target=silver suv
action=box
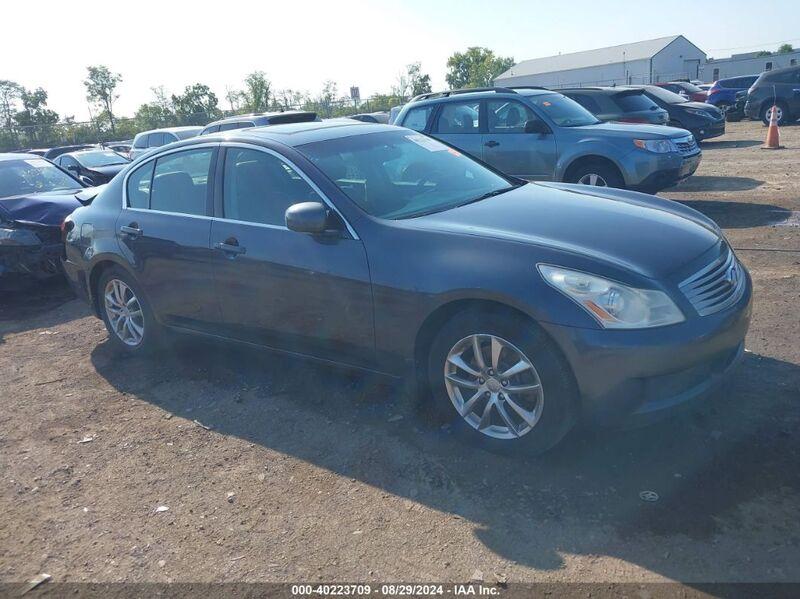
[394,87,701,192]
[129,126,203,160]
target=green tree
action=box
[241,71,271,112]
[171,83,220,125]
[133,86,176,130]
[393,62,432,100]
[0,80,23,137]
[755,50,773,57]
[84,65,122,134]
[777,43,794,54]
[13,87,59,144]
[445,47,515,89]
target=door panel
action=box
[482,99,557,180]
[210,146,374,366]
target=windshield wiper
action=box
[458,184,520,207]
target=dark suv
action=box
[560,87,668,125]
[744,66,800,126]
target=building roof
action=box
[496,35,695,80]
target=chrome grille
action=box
[675,136,699,155]
[679,247,745,316]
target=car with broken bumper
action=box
[0,153,85,279]
[62,121,752,453]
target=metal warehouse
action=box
[700,49,800,81]
[494,35,706,89]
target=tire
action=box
[97,266,161,355]
[567,160,624,189]
[761,101,791,126]
[425,309,578,455]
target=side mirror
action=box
[524,119,550,134]
[285,202,335,235]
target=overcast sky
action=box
[4,0,799,121]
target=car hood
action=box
[568,121,690,139]
[87,164,127,177]
[679,101,721,115]
[0,189,83,227]
[409,182,721,279]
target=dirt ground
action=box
[1,120,798,587]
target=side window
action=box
[435,101,480,134]
[149,149,213,216]
[222,148,320,226]
[219,122,242,132]
[147,133,165,148]
[401,105,433,132]
[133,134,149,149]
[238,122,255,129]
[487,100,538,133]
[765,62,773,71]
[204,125,220,134]
[126,161,155,209]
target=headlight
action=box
[633,138,676,153]
[538,265,685,329]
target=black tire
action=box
[425,309,578,455]
[761,101,791,126]
[97,266,161,355]
[567,160,625,189]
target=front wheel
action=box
[567,161,624,189]
[762,102,791,126]
[426,310,578,454]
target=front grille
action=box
[675,136,699,155]
[679,247,746,316]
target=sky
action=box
[3,0,800,121]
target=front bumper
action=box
[691,119,725,141]
[630,150,701,192]
[0,242,63,278]
[540,271,752,427]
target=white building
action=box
[494,35,706,89]
[700,50,800,82]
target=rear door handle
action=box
[214,240,247,257]
[120,224,142,237]
[484,140,500,148]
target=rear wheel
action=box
[426,310,578,454]
[97,267,160,354]
[567,161,624,189]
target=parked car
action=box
[560,87,669,125]
[725,91,748,122]
[43,144,96,161]
[388,105,404,125]
[199,112,319,136]
[706,75,759,111]
[348,112,390,124]
[130,127,203,160]
[654,81,708,102]
[62,121,751,453]
[102,140,133,155]
[744,65,800,126]
[394,87,700,192]
[0,153,86,279]
[53,149,130,185]
[621,85,726,141]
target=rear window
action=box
[401,105,434,132]
[173,128,201,140]
[613,92,658,112]
[266,113,318,125]
[133,134,149,149]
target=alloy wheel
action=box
[104,279,144,346]
[444,334,544,440]
[577,173,608,186]
[767,106,783,123]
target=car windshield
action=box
[298,130,519,219]
[0,158,81,198]
[75,150,129,168]
[643,86,687,104]
[525,93,600,127]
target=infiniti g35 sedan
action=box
[62,121,752,453]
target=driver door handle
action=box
[484,140,500,148]
[214,238,247,257]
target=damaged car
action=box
[0,153,86,279]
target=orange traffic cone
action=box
[762,104,784,150]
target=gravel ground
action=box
[1,120,798,586]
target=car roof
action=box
[189,120,394,148]
[136,126,202,136]
[559,87,633,94]
[205,111,316,127]
[408,86,555,106]
[0,152,43,162]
